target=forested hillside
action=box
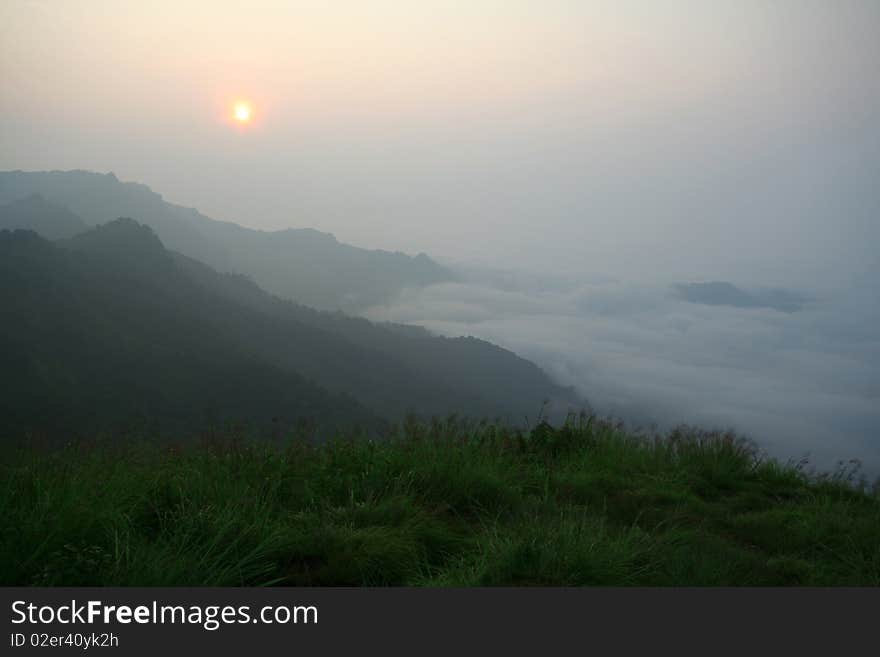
[0,221,579,438]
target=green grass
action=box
[2,416,878,586]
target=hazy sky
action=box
[2,0,879,288]
[2,1,878,469]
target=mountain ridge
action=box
[0,169,454,311]
[0,193,88,239]
[1,220,580,438]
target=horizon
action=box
[3,1,879,289]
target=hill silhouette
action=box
[0,220,578,438]
[0,225,381,438]
[0,194,87,239]
[0,170,453,311]
[674,281,809,313]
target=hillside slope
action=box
[174,252,579,424]
[0,226,380,437]
[0,194,87,239]
[0,170,453,311]
[1,221,579,437]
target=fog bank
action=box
[366,271,880,475]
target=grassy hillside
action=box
[2,416,877,586]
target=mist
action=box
[3,1,879,286]
[2,1,878,468]
[365,270,880,473]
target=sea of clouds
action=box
[366,268,880,476]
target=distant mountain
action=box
[0,170,454,311]
[1,221,579,439]
[0,194,87,239]
[674,281,809,313]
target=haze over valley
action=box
[1,168,877,474]
[1,1,878,472]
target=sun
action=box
[233,102,252,123]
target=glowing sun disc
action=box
[233,102,252,123]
